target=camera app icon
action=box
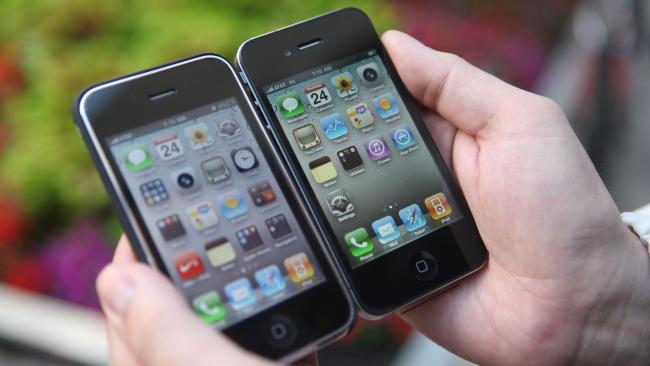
[170,166,201,194]
[356,62,383,87]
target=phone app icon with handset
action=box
[284,253,314,283]
[224,278,256,310]
[277,92,305,118]
[319,113,348,140]
[123,145,154,172]
[192,291,227,324]
[372,216,401,244]
[255,265,286,296]
[398,204,427,232]
[174,251,205,281]
[344,228,373,257]
[330,71,358,97]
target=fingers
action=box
[96,263,268,366]
[381,30,544,137]
[113,235,136,264]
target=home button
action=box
[410,251,438,281]
[263,315,297,348]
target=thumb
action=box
[97,263,268,366]
[381,30,548,137]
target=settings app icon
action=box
[326,190,354,217]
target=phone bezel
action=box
[73,54,355,360]
[237,8,487,316]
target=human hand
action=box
[96,237,317,366]
[382,30,650,365]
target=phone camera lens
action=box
[177,173,194,189]
[362,67,378,82]
[283,49,292,57]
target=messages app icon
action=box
[277,92,305,118]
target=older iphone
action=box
[73,54,354,361]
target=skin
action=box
[96,30,650,365]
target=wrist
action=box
[573,230,650,364]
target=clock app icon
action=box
[231,146,259,172]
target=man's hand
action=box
[96,236,275,366]
[382,30,650,365]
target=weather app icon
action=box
[319,113,348,140]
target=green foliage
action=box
[0,0,395,232]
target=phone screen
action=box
[107,97,325,329]
[264,50,463,268]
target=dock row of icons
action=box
[344,193,453,258]
[188,252,315,324]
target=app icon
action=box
[174,251,205,281]
[123,145,154,172]
[356,62,383,87]
[255,265,286,296]
[347,103,375,129]
[308,156,337,183]
[139,179,169,206]
[156,214,185,241]
[184,123,214,150]
[218,191,248,220]
[236,225,264,251]
[326,190,354,217]
[201,156,230,184]
[344,228,373,257]
[364,136,391,161]
[373,93,400,119]
[372,216,401,244]
[265,213,292,239]
[389,124,417,150]
[205,237,236,267]
[170,166,200,194]
[277,92,305,118]
[292,124,321,150]
[231,146,259,172]
[330,71,358,97]
[425,193,453,220]
[337,146,363,171]
[284,253,314,283]
[193,291,227,324]
[187,201,219,231]
[319,113,348,140]
[215,117,241,138]
[304,82,333,108]
[398,204,427,232]
[224,278,256,310]
[154,134,184,161]
[248,180,276,206]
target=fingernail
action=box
[106,271,136,316]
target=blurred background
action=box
[0,0,648,365]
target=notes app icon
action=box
[308,156,337,184]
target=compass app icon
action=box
[319,113,348,140]
[398,204,427,232]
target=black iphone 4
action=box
[73,55,354,361]
[237,8,487,316]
